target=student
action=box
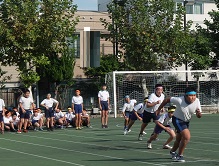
[147,106,176,149]
[41,93,59,131]
[65,107,75,127]
[72,89,83,130]
[54,109,65,129]
[12,114,20,129]
[122,95,137,131]
[3,111,16,132]
[81,108,91,128]
[18,89,35,133]
[124,97,148,135]
[138,84,165,141]
[0,97,5,134]
[98,84,110,128]
[156,87,202,162]
[31,109,44,131]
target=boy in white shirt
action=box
[4,111,16,132]
[98,84,110,128]
[147,106,176,149]
[0,98,5,134]
[156,87,202,162]
[81,108,91,128]
[54,109,65,129]
[65,107,75,127]
[122,95,137,130]
[31,109,44,131]
[138,84,165,141]
[18,89,35,133]
[72,89,83,130]
[41,93,59,131]
[124,97,148,135]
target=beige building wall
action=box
[74,11,113,78]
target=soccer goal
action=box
[105,70,219,118]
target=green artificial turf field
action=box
[0,114,219,166]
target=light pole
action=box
[183,0,188,87]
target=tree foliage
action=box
[101,0,212,71]
[84,54,124,81]
[0,0,78,87]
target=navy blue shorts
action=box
[19,109,31,119]
[125,111,132,118]
[74,104,82,114]
[0,112,3,122]
[100,101,108,111]
[143,111,158,124]
[154,125,172,134]
[172,116,190,133]
[45,107,54,118]
[32,120,39,125]
[130,112,143,121]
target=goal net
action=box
[105,70,219,118]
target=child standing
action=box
[98,84,110,128]
[147,106,176,149]
[0,98,5,134]
[72,89,83,130]
[18,89,35,133]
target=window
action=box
[68,34,80,58]
[175,2,203,14]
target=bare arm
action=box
[133,111,142,121]
[147,101,160,108]
[55,102,59,110]
[72,104,75,114]
[98,97,102,110]
[156,97,171,115]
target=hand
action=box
[124,116,127,119]
[46,106,49,110]
[155,110,160,116]
[138,117,142,121]
[99,106,102,110]
[196,110,202,118]
[156,100,161,104]
[22,109,26,113]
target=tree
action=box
[0,67,11,91]
[0,0,78,89]
[101,0,211,71]
[84,54,124,82]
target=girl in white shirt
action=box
[72,89,83,130]
[0,98,5,134]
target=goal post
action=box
[105,70,219,118]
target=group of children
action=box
[121,84,202,162]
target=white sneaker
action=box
[128,129,131,133]
[147,143,152,149]
[163,144,172,149]
[143,131,147,135]
[138,134,143,141]
[124,129,128,135]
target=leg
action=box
[75,114,79,128]
[178,129,190,156]
[105,110,108,125]
[127,120,135,130]
[23,119,28,130]
[164,129,176,146]
[19,118,24,130]
[171,132,182,152]
[101,111,104,126]
[140,122,148,134]
[78,114,81,128]
[46,118,50,128]
[147,133,159,143]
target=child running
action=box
[72,89,83,130]
[122,95,137,131]
[124,97,148,135]
[147,106,176,149]
[156,87,202,162]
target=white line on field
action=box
[0,146,85,166]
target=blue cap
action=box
[124,95,130,99]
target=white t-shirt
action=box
[4,116,13,124]
[65,112,75,120]
[170,96,202,122]
[19,96,34,110]
[32,113,43,121]
[72,96,83,105]
[158,113,172,126]
[122,99,137,112]
[13,117,20,125]
[145,93,165,113]
[133,103,145,114]
[0,99,5,111]
[98,90,109,101]
[41,98,58,107]
[54,111,64,119]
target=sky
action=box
[73,0,98,11]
